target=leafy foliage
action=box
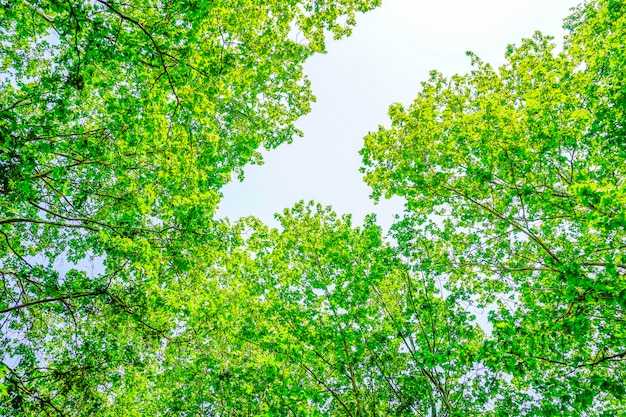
[2,0,625,415]
[0,0,381,414]
[222,203,487,416]
[361,0,626,414]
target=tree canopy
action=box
[2,0,625,415]
[362,0,626,414]
[0,0,381,414]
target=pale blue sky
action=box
[216,0,579,231]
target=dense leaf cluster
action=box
[1,0,624,415]
[362,0,626,414]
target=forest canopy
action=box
[1,0,625,416]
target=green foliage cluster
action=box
[362,0,626,414]
[1,0,624,415]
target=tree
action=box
[0,0,381,414]
[225,203,486,416]
[361,0,626,414]
[87,201,487,416]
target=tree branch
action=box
[22,0,54,25]
[95,0,180,106]
[0,289,107,315]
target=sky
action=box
[216,0,580,232]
